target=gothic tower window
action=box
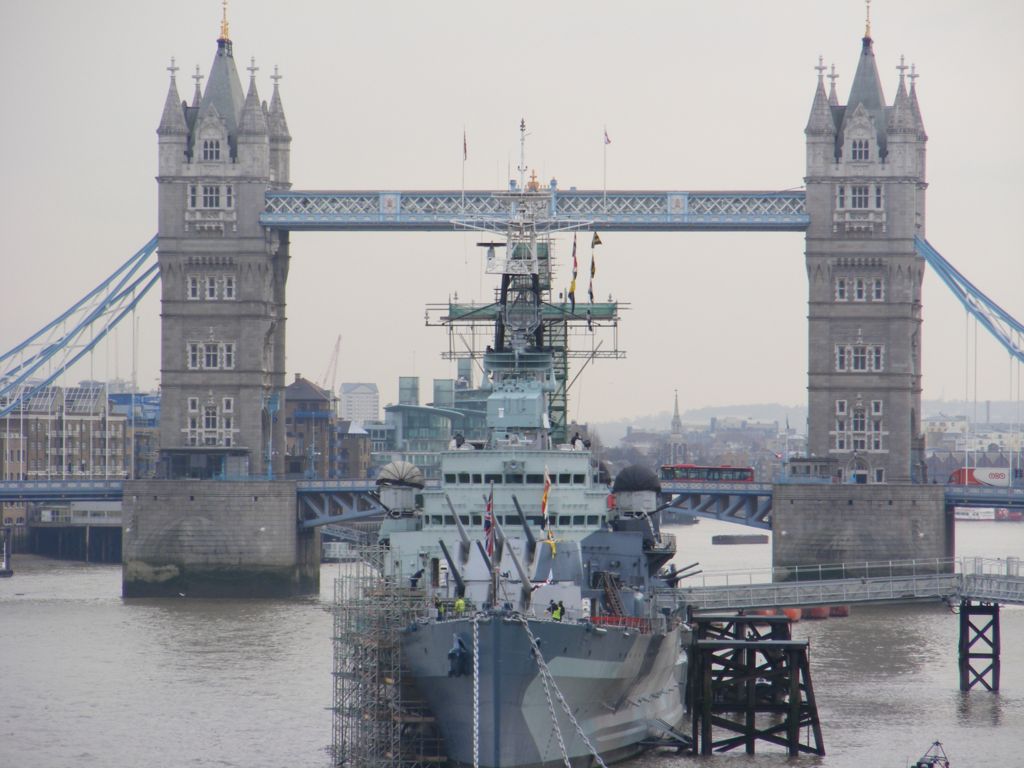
[225,185,234,208]
[223,275,236,299]
[872,278,884,301]
[836,186,846,209]
[202,185,221,208]
[834,343,886,372]
[202,139,221,161]
[851,139,869,161]
[187,275,199,300]
[835,278,847,301]
[851,186,870,209]
[875,185,884,208]
[854,278,866,301]
[206,276,217,299]
[204,343,219,368]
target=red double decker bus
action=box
[659,464,756,483]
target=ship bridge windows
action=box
[526,473,544,484]
[587,515,600,526]
[457,472,470,483]
[558,515,571,526]
[444,473,456,484]
[558,473,571,484]
[573,473,586,484]
[484,473,502,484]
[573,515,585,526]
[505,474,524,484]
[471,515,481,526]
[473,473,482,484]
[506,514,521,525]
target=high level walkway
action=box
[657,556,1024,612]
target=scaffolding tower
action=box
[332,548,446,768]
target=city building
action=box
[339,382,380,423]
[284,374,335,479]
[334,420,371,479]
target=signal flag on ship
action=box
[540,467,551,527]
[484,484,496,557]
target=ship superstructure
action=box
[334,128,689,768]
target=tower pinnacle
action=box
[219,0,231,42]
[864,0,872,39]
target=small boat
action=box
[912,741,950,768]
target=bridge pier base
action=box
[958,600,1000,692]
[122,480,319,598]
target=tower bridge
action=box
[2,16,1022,597]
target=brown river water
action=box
[2,520,1022,768]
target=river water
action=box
[2,522,1022,768]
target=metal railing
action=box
[657,556,1024,612]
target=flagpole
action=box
[461,127,466,213]
[602,125,607,212]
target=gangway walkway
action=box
[656,556,1024,613]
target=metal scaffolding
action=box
[331,548,445,767]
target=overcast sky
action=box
[1,1,1021,424]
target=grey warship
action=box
[354,157,691,767]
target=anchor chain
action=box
[473,615,480,768]
[516,615,609,768]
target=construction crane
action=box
[319,335,342,394]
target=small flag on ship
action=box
[603,128,611,145]
[540,467,551,528]
[481,487,493,552]
[591,232,602,248]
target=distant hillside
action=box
[592,399,1021,447]
[593,403,806,447]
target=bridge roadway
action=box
[655,556,1024,613]
[2,479,1022,530]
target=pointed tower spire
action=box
[806,55,836,136]
[827,63,839,106]
[158,57,188,135]
[908,63,927,138]
[671,390,683,434]
[844,9,888,157]
[267,65,291,140]
[191,65,204,108]
[889,55,915,134]
[238,57,269,136]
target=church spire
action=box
[827,63,839,106]
[671,390,683,434]
[157,58,187,136]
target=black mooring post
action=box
[959,599,1001,691]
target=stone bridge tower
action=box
[155,15,291,479]
[804,24,928,484]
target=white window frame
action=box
[851,139,869,161]
[222,343,234,370]
[202,185,220,209]
[223,397,234,413]
[188,397,199,412]
[854,278,866,301]
[188,185,198,209]
[204,343,219,369]
[188,343,200,369]
[874,468,885,482]
[202,139,221,161]
[206,276,217,300]
[836,185,846,209]
[851,185,870,209]
[223,275,235,300]
[872,278,884,301]
[835,278,847,301]
[836,399,847,415]
[852,346,867,371]
[871,345,884,371]
[871,400,883,415]
[836,346,848,371]
[187,275,200,300]
[225,185,234,209]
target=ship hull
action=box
[402,615,687,768]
